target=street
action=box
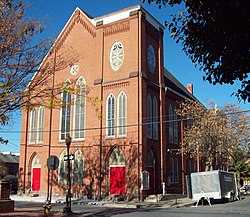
[13,196,250,217]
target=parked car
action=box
[2,175,18,194]
[10,177,18,194]
[240,185,250,195]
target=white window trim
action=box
[147,94,152,139]
[58,150,67,185]
[36,106,44,144]
[29,108,36,144]
[173,107,178,145]
[59,79,72,142]
[106,93,116,138]
[73,76,86,141]
[153,97,158,140]
[169,104,173,144]
[117,91,127,138]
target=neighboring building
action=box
[0,152,19,178]
[19,5,199,199]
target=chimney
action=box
[187,84,193,94]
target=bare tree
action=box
[0,0,101,126]
[0,0,51,124]
[177,99,250,171]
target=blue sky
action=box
[0,0,249,153]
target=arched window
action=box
[72,150,84,185]
[147,94,152,139]
[117,91,126,137]
[30,108,36,144]
[37,106,44,143]
[175,158,179,183]
[106,93,115,137]
[168,157,179,184]
[173,107,178,144]
[74,77,86,140]
[60,80,71,141]
[147,149,155,167]
[168,105,173,143]
[58,150,67,185]
[109,148,125,166]
[169,157,174,184]
[153,97,158,140]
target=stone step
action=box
[144,194,186,202]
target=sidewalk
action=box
[9,194,194,208]
[0,194,194,216]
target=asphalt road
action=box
[15,196,250,217]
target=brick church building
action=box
[19,5,198,200]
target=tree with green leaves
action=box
[142,0,250,102]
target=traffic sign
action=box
[47,156,59,170]
[64,154,74,161]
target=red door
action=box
[32,168,41,191]
[110,167,125,195]
[147,166,155,194]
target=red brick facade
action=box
[19,5,198,200]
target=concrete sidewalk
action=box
[9,194,194,209]
[0,194,194,216]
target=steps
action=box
[144,194,186,203]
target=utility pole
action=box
[63,134,72,214]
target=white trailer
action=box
[191,170,239,205]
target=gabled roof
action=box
[164,68,198,101]
[28,5,164,89]
[0,153,19,164]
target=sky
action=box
[0,0,249,153]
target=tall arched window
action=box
[168,105,173,143]
[58,150,67,185]
[72,150,84,185]
[60,80,71,141]
[30,108,36,144]
[173,107,178,145]
[74,77,86,140]
[37,106,44,143]
[117,91,126,137]
[174,158,179,183]
[31,154,41,191]
[153,97,158,140]
[106,93,115,137]
[147,94,152,139]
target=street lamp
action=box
[63,134,72,214]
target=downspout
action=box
[23,93,30,193]
[181,120,185,194]
[47,48,56,200]
[99,27,104,197]
[158,28,164,192]
[137,10,142,201]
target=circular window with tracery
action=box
[110,42,124,71]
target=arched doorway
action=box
[146,149,155,194]
[31,154,41,191]
[109,148,126,195]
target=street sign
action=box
[64,154,75,161]
[47,156,59,170]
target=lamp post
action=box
[63,134,72,214]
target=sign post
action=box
[44,155,59,216]
[63,135,72,214]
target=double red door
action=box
[110,167,125,195]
